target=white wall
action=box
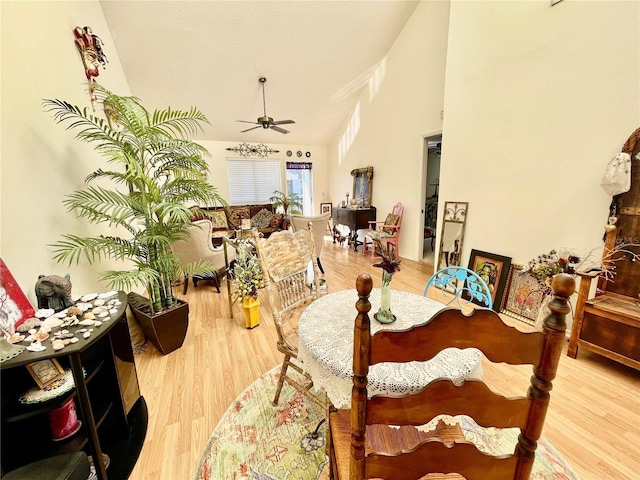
[326,1,450,260]
[441,0,639,268]
[1,1,132,304]
[200,141,328,212]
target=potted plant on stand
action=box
[44,84,226,354]
[269,190,303,216]
[229,241,265,328]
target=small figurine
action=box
[35,274,73,312]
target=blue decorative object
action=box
[424,266,493,309]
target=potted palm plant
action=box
[44,84,225,354]
[269,190,303,216]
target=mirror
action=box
[437,202,468,270]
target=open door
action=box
[421,133,441,265]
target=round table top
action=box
[298,288,483,408]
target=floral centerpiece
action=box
[372,240,401,324]
[524,249,581,295]
[229,241,265,304]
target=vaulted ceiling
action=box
[100,1,420,146]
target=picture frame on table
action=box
[26,358,65,389]
[500,264,547,326]
[464,249,512,311]
[320,202,332,215]
[0,258,35,332]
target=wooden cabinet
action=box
[331,207,376,251]
[1,292,147,480]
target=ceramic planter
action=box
[242,296,260,329]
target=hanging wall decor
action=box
[73,26,108,108]
[225,143,279,158]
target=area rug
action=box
[194,367,580,480]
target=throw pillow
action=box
[209,210,228,230]
[251,208,273,229]
[270,213,283,229]
[382,213,400,235]
[227,206,251,229]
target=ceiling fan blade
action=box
[241,126,262,133]
[237,120,259,124]
[270,125,290,134]
[271,120,295,125]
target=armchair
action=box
[362,202,403,260]
[290,212,331,274]
[170,219,233,294]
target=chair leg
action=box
[273,357,290,406]
[317,257,325,274]
[212,271,221,293]
[183,275,189,295]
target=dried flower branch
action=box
[579,240,640,284]
[228,242,265,302]
[372,239,401,275]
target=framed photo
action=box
[500,264,548,326]
[26,358,65,389]
[320,202,332,215]
[0,258,35,332]
[351,166,374,207]
[465,249,512,311]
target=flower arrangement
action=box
[524,249,581,294]
[229,242,265,302]
[372,240,401,278]
[372,239,401,324]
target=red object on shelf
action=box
[48,398,81,441]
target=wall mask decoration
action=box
[73,26,108,107]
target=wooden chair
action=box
[290,212,331,274]
[424,266,493,309]
[170,219,231,294]
[363,202,403,261]
[253,227,325,407]
[328,272,575,480]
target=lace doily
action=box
[298,288,483,408]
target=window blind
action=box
[226,158,282,205]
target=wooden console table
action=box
[1,292,147,479]
[331,206,376,251]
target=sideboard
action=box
[332,206,376,251]
[0,292,147,480]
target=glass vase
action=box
[374,271,396,324]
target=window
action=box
[286,162,313,215]
[226,158,282,205]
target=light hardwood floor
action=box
[129,236,639,480]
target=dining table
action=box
[297,288,483,409]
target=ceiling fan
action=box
[237,77,295,134]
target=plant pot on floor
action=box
[127,292,189,355]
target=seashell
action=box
[93,299,105,307]
[92,306,107,314]
[70,337,79,344]
[24,334,34,343]
[98,311,109,318]
[67,306,83,317]
[54,311,68,318]
[83,312,96,320]
[26,341,46,352]
[33,331,49,342]
[98,291,117,299]
[40,326,51,334]
[83,332,91,339]
[8,333,25,344]
[81,293,98,302]
[76,328,87,333]
[42,317,63,328]
[17,318,41,332]
[62,339,71,345]
[94,321,103,328]
[35,308,55,318]
[109,308,118,315]
[75,302,93,312]
[79,319,95,326]
[102,317,111,322]
[52,339,65,351]
[108,299,121,306]
[28,329,37,335]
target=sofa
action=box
[191,204,290,243]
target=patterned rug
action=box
[194,367,580,480]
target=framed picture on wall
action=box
[351,166,374,207]
[320,202,332,215]
[464,249,512,311]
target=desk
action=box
[298,289,482,408]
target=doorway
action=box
[421,134,442,265]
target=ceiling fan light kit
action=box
[237,77,295,134]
